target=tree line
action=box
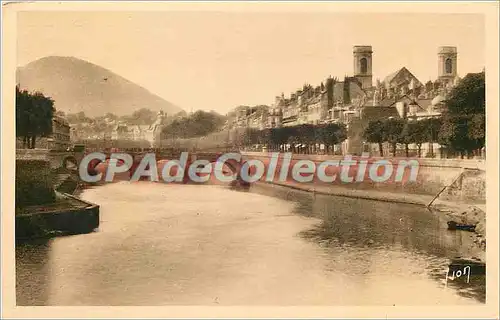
[363,71,485,158]
[16,86,55,149]
[240,123,348,154]
[161,110,227,140]
[363,118,441,157]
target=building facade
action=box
[48,115,71,150]
[108,110,166,147]
[69,110,168,149]
[228,45,461,156]
[353,45,373,89]
[437,46,458,87]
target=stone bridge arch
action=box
[62,156,78,170]
[213,153,250,188]
[48,151,86,170]
[76,150,252,187]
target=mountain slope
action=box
[16,56,182,117]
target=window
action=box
[445,58,453,74]
[360,58,368,74]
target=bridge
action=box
[47,148,249,186]
[16,149,86,170]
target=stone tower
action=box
[353,45,373,89]
[437,46,458,85]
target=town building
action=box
[109,110,167,147]
[69,110,168,148]
[353,45,373,89]
[229,45,461,156]
[437,46,458,87]
[48,115,71,150]
[231,105,270,130]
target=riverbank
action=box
[16,191,100,241]
[431,199,486,257]
[260,180,434,205]
[243,151,486,260]
[254,180,486,262]
[16,150,100,241]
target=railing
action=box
[16,149,50,161]
[240,151,486,170]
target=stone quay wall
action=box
[241,152,486,204]
[15,149,100,239]
[16,149,55,208]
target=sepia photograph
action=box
[1,1,499,318]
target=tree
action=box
[295,124,315,154]
[161,110,226,139]
[127,108,157,125]
[438,115,471,158]
[363,120,385,156]
[16,86,55,149]
[257,128,271,147]
[446,71,485,115]
[248,128,260,146]
[383,118,405,157]
[104,112,118,121]
[270,127,287,151]
[400,122,412,157]
[405,121,426,157]
[424,80,434,93]
[422,117,442,157]
[469,113,485,150]
[16,86,30,147]
[66,111,92,124]
[316,123,347,154]
[439,71,485,157]
[287,135,301,154]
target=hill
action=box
[16,56,182,117]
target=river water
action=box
[16,181,485,305]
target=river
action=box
[16,181,485,305]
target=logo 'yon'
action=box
[79,152,420,184]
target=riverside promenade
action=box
[241,151,486,205]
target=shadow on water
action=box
[438,269,486,303]
[16,239,52,306]
[16,182,485,305]
[249,183,486,304]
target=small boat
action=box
[447,221,476,232]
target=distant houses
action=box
[69,111,167,148]
[227,45,461,156]
[61,45,464,157]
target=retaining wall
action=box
[16,193,100,240]
[16,155,56,207]
[241,152,486,203]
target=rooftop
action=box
[353,45,373,53]
[438,46,457,54]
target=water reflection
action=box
[16,239,52,306]
[16,182,485,305]
[250,183,486,303]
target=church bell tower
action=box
[437,46,458,85]
[353,45,373,89]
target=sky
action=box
[17,11,485,114]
